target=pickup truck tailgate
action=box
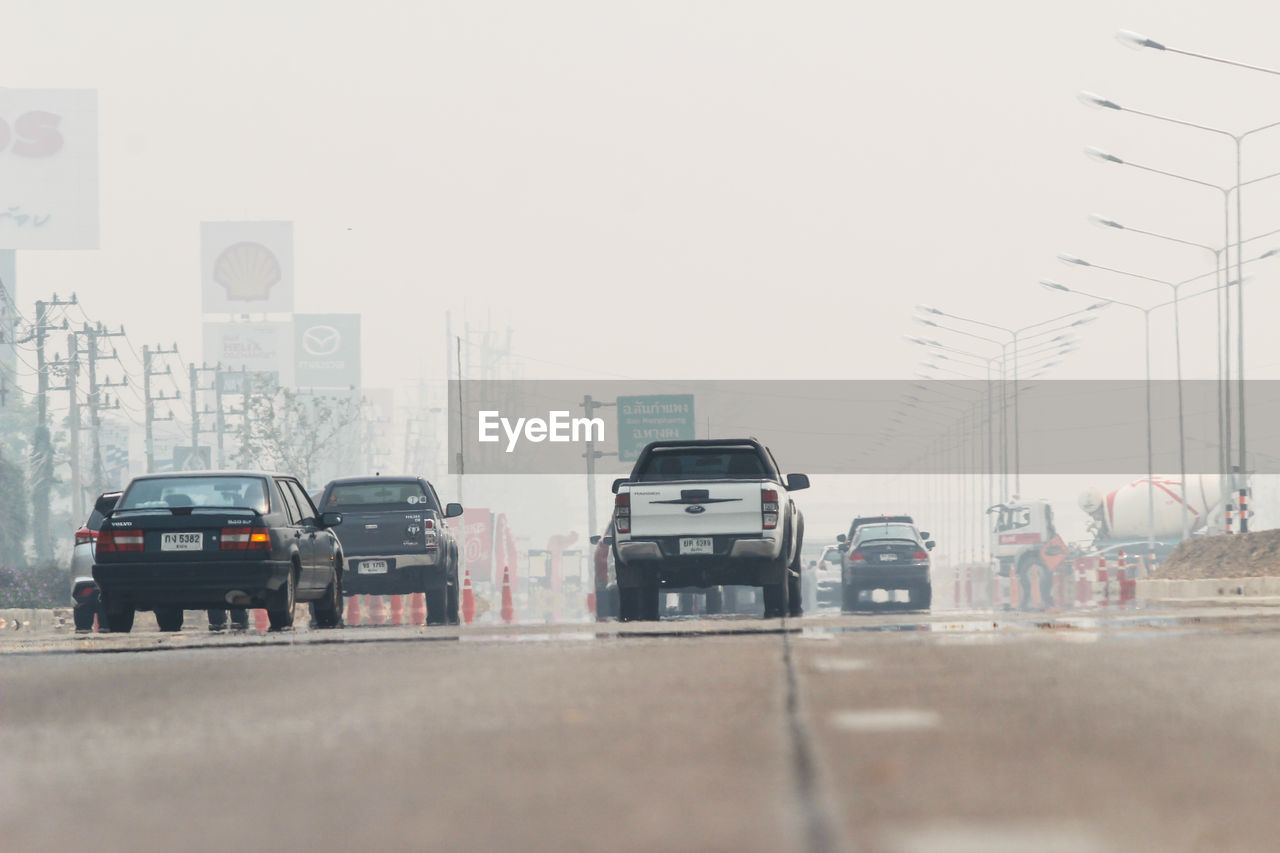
[626,481,765,536]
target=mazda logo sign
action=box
[302,325,341,357]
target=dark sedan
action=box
[93,472,346,632]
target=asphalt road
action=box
[4,603,1280,853]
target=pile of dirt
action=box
[1154,529,1280,579]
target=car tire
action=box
[763,580,789,619]
[155,607,184,632]
[73,604,96,632]
[787,572,802,617]
[704,587,724,615]
[426,588,447,626]
[267,567,297,631]
[912,583,933,611]
[313,565,344,629]
[841,583,868,614]
[103,597,135,633]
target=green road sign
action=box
[617,395,695,462]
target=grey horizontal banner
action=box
[446,379,1264,475]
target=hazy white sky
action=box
[8,0,1280,547]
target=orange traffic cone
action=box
[254,608,269,632]
[389,594,403,626]
[345,595,362,627]
[500,566,515,624]
[368,594,387,626]
[462,569,476,625]
[409,592,426,626]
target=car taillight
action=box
[424,518,434,529]
[614,493,630,534]
[847,550,866,563]
[98,530,144,552]
[75,527,97,546]
[761,489,778,530]
[220,527,271,550]
[424,529,438,548]
[913,549,928,561]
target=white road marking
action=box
[830,709,940,732]
[810,657,870,672]
[882,822,1110,853]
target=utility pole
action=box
[581,394,617,541]
[187,363,222,469]
[83,323,126,495]
[26,294,76,564]
[143,344,180,473]
[62,334,83,519]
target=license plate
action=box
[679,537,714,555]
[879,553,898,562]
[358,560,389,574]
[161,532,203,551]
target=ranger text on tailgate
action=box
[611,438,808,620]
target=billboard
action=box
[0,251,15,397]
[203,321,293,390]
[0,89,99,250]
[295,313,361,389]
[617,394,696,462]
[201,221,294,314]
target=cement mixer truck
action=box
[989,475,1226,605]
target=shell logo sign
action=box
[213,241,283,302]
[201,221,294,314]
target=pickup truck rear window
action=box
[324,481,437,510]
[854,524,919,544]
[118,476,270,512]
[635,448,766,481]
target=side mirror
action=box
[611,478,627,494]
[445,502,464,519]
[320,512,343,528]
[919,531,931,540]
[925,540,935,551]
[836,533,846,543]
[590,535,601,545]
[808,560,817,568]
[785,473,810,491]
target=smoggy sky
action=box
[7,0,1280,546]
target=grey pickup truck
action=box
[317,476,463,625]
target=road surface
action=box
[4,603,1280,852]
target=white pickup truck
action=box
[610,438,808,620]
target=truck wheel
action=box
[763,581,789,619]
[446,575,460,625]
[912,583,933,611]
[73,603,96,632]
[155,607,184,632]
[787,573,802,617]
[704,587,724,615]
[267,568,297,631]
[426,589,447,626]
[103,597,135,633]
[618,587,641,622]
[641,584,661,621]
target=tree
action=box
[233,381,363,487]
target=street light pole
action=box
[1080,92,1280,531]
[1041,281,1157,557]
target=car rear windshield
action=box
[323,481,437,510]
[118,476,271,513]
[636,448,767,481]
[854,524,918,543]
